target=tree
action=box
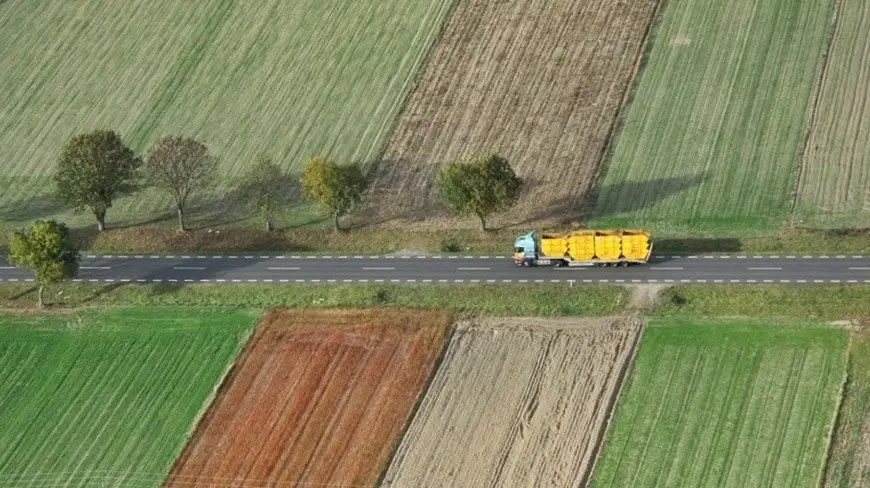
[237,154,290,231]
[299,156,368,232]
[7,220,80,308]
[144,136,216,232]
[436,153,523,232]
[53,129,141,231]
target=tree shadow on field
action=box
[582,172,710,219]
[0,195,67,223]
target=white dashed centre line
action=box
[172,266,206,271]
[80,266,111,270]
[362,267,395,271]
[456,267,491,271]
[267,267,301,271]
[748,267,782,271]
[849,267,870,271]
[650,266,684,270]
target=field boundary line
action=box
[161,317,259,487]
[579,0,669,218]
[789,0,844,215]
[363,0,461,183]
[817,324,852,487]
[375,312,456,488]
[582,314,646,486]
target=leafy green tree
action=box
[7,220,80,307]
[144,136,216,232]
[53,129,141,231]
[436,153,523,232]
[299,156,368,232]
[237,154,291,231]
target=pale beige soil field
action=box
[381,316,641,487]
[364,0,660,229]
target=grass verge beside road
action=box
[2,226,868,256]
[0,283,627,317]
[655,285,870,320]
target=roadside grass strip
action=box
[590,318,848,488]
[0,0,454,227]
[588,0,834,234]
[0,308,254,487]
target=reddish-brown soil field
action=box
[163,308,450,488]
[364,0,660,228]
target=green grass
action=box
[655,285,870,320]
[590,318,849,488]
[0,0,455,228]
[823,324,870,488]
[0,282,627,317]
[588,0,834,235]
[0,307,254,487]
[795,0,870,228]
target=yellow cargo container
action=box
[594,231,623,261]
[539,234,568,257]
[567,231,596,260]
[621,229,651,260]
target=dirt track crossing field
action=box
[366,0,659,227]
[381,316,641,487]
[164,308,449,488]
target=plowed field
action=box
[381,316,641,487]
[366,0,660,227]
[165,308,449,488]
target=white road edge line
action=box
[80,266,111,270]
[362,267,395,271]
[172,266,206,271]
[650,266,684,270]
[457,267,491,271]
[848,267,870,271]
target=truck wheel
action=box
[553,260,564,268]
[523,260,532,267]
[620,261,629,267]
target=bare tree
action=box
[144,136,216,231]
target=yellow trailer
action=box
[514,229,652,267]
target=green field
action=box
[590,318,848,488]
[0,0,454,228]
[795,0,870,228]
[587,0,834,235]
[0,307,253,487]
[823,324,870,488]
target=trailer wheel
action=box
[620,261,629,267]
[553,260,564,268]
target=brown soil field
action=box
[381,316,641,487]
[164,308,450,488]
[364,0,660,228]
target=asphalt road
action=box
[1,252,870,285]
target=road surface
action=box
[1,253,869,285]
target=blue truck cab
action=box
[513,232,537,266]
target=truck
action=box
[513,229,652,267]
